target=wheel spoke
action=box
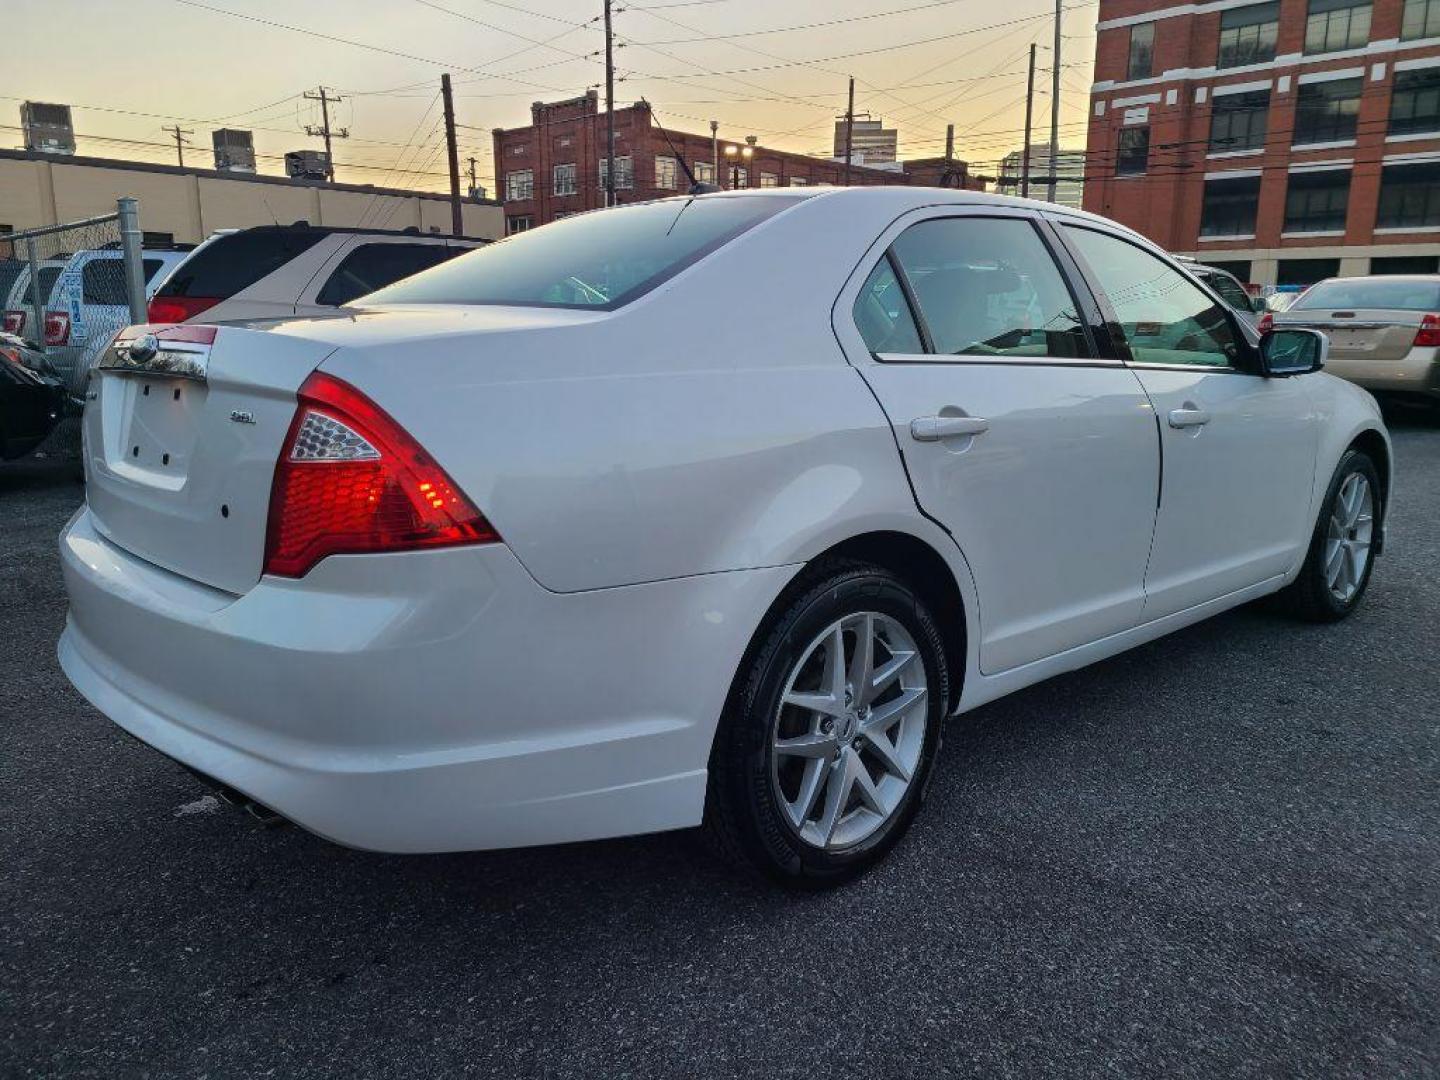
[848,613,874,707]
[787,758,828,828]
[825,624,848,706]
[864,686,927,733]
[1324,540,1345,588]
[861,728,911,782]
[870,649,917,700]
[816,753,856,847]
[851,758,887,816]
[782,690,845,718]
[776,731,839,759]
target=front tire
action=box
[1280,449,1380,622]
[703,562,950,887]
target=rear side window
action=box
[36,266,62,303]
[158,229,329,299]
[1292,278,1440,311]
[888,217,1089,358]
[315,242,457,307]
[360,196,798,310]
[853,257,924,354]
[1201,270,1251,310]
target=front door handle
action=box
[910,415,990,441]
[1167,407,1211,429]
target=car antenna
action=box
[641,99,719,195]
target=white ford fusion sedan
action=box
[59,188,1391,886]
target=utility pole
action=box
[441,74,463,236]
[944,123,954,163]
[842,76,855,186]
[163,125,192,167]
[1022,43,1037,199]
[710,120,718,187]
[1049,0,1062,202]
[603,0,616,208]
[303,86,349,183]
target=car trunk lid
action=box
[1277,308,1425,363]
[82,323,338,594]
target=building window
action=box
[1305,0,1371,53]
[1218,2,1280,68]
[1209,89,1270,152]
[1277,257,1340,285]
[599,155,633,190]
[504,169,533,202]
[1127,22,1155,80]
[1389,67,1440,136]
[759,171,779,187]
[655,155,679,189]
[1293,76,1362,144]
[790,176,809,186]
[1206,259,1253,283]
[1401,0,1440,39]
[1377,161,1440,227]
[553,163,577,196]
[694,161,715,183]
[1117,127,1150,174]
[1200,176,1261,235]
[1372,254,1440,273]
[509,144,528,156]
[506,215,532,234]
[1284,170,1351,231]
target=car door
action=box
[1055,222,1318,620]
[841,210,1161,675]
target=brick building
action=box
[1085,0,1440,286]
[493,92,982,233]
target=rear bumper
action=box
[58,506,794,852]
[1324,347,1440,400]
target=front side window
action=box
[1209,89,1270,152]
[553,163,577,197]
[504,169,533,202]
[315,243,455,307]
[1402,0,1440,39]
[1294,77,1362,143]
[888,217,1088,359]
[359,195,798,311]
[1377,161,1440,227]
[655,155,678,190]
[1200,176,1261,236]
[1305,0,1372,53]
[1065,226,1239,368]
[853,257,924,354]
[1127,23,1154,80]
[1117,128,1150,174]
[1284,170,1351,231]
[1218,2,1280,68]
[1389,67,1440,136]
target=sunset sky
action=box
[5,0,1097,194]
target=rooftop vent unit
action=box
[212,128,256,173]
[285,149,330,181]
[21,101,75,155]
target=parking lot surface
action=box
[3,416,1439,1079]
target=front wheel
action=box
[703,562,950,887]
[1280,449,1381,622]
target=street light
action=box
[723,143,753,189]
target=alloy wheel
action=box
[770,612,928,850]
[1324,471,1374,604]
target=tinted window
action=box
[1218,2,1280,67]
[0,261,25,301]
[1292,278,1440,311]
[1199,269,1252,310]
[853,257,923,354]
[315,243,456,307]
[890,217,1088,359]
[79,258,165,304]
[360,196,797,310]
[1066,227,1239,368]
[158,228,329,299]
[1294,77,1362,144]
[36,266,62,303]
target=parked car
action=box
[146,224,485,325]
[1190,263,1264,326]
[1271,274,1440,410]
[58,189,1390,886]
[0,331,66,460]
[2,257,68,339]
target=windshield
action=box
[359,196,800,310]
[1293,278,1440,312]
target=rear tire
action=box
[703,561,949,888]
[1279,449,1380,622]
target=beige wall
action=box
[0,156,503,242]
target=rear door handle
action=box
[910,415,990,441]
[1167,407,1211,429]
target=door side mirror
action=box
[1259,327,1326,377]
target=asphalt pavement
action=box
[3,413,1438,1079]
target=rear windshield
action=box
[158,228,328,300]
[1293,278,1440,312]
[0,260,25,300]
[359,196,798,310]
[80,257,166,304]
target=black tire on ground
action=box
[703,560,950,888]
[1279,448,1382,622]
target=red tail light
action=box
[1257,312,1274,334]
[146,295,220,324]
[263,372,499,577]
[1414,313,1440,348]
[2,311,23,335]
[44,312,70,346]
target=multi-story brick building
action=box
[1085,0,1440,286]
[493,92,982,233]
